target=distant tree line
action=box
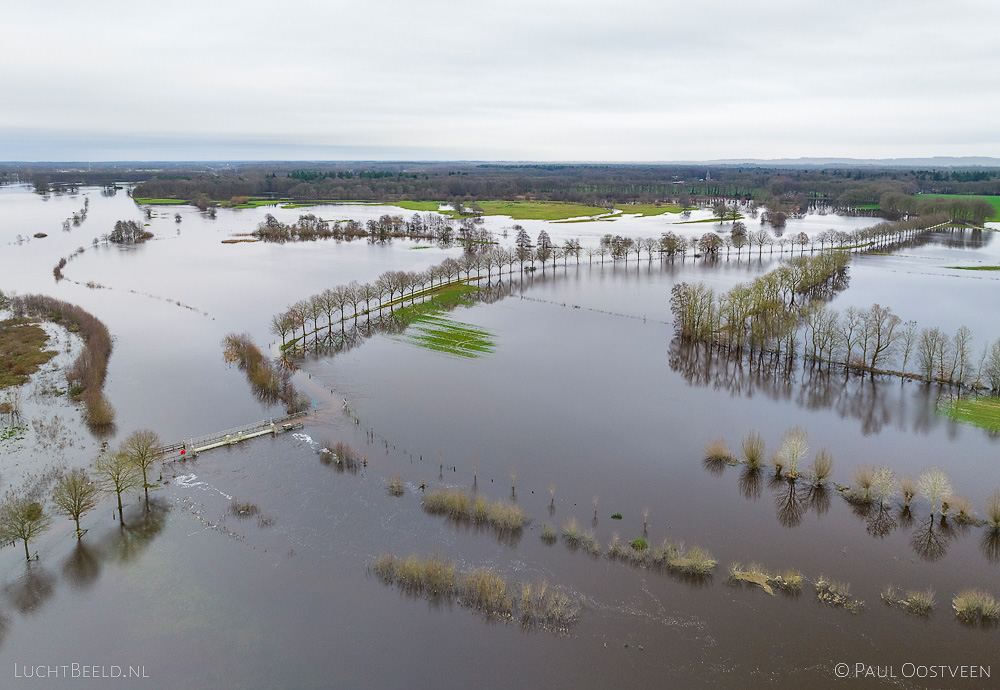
[121,163,1000,211]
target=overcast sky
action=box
[3,0,999,161]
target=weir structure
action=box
[159,411,308,458]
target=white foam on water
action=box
[174,473,233,500]
[292,432,316,447]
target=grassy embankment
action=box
[0,319,57,389]
[946,266,1000,271]
[940,397,1000,432]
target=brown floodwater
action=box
[0,185,998,688]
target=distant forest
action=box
[4,162,1000,221]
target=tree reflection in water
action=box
[102,498,170,564]
[3,562,57,616]
[909,514,954,562]
[770,475,808,528]
[981,530,1000,563]
[62,540,102,591]
[738,466,763,501]
[668,339,955,436]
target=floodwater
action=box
[0,185,999,688]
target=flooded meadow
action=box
[1,185,999,688]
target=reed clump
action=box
[561,518,582,545]
[660,543,717,576]
[373,553,580,632]
[900,476,917,508]
[229,499,260,519]
[519,581,579,631]
[607,533,628,560]
[882,585,935,617]
[387,476,404,496]
[807,449,834,486]
[845,465,875,504]
[580,529,601,556]
[986,489,1000,530]
[704,438,736,465]
[540,523,557,544]
[741,432,765,469]
[815,576,865,614]
[953,589,1000,626]
[422,488,527,533]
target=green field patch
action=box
[391,284,495,358]
[470,200,611,221]
[133,198,188,205]
[400,316,495,358]
[0,319,57,389]
[409,245,432,250]
[946,265,1000,271]
[916,194,1000,221]
[939,396,1000,432]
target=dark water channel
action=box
[0,186,999,688]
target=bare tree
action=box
[899,320,918,374]
[52,469,101,538]
[122,429,163,506]
[0,493,52,560]
[94,451,142,523]
[918,468,952,517]
[863,304,903,371]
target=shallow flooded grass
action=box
[953,589,999,626]
[882,586,935,617]
[815,577,865,614]
[728,563,804,596]
[940,396,1000,432]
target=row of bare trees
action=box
[670,253,1000,391]
[0,430,163,561]
[252,212,494,247]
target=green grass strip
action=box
[939,396,1000,432]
